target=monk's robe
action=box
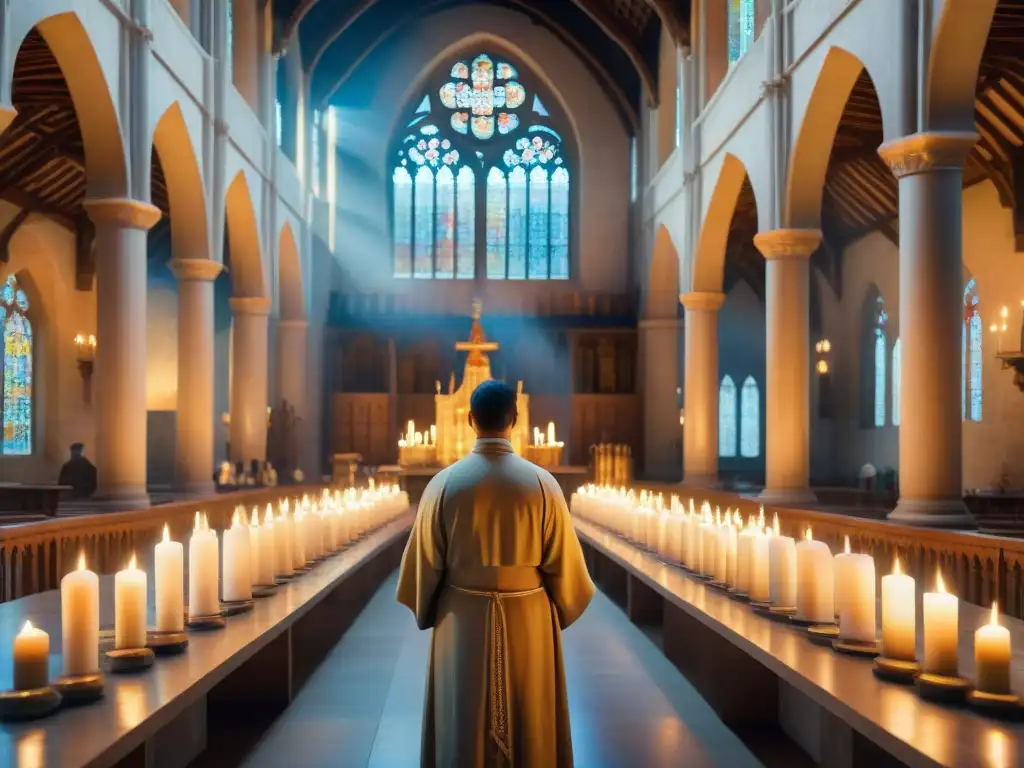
[397,437,595,768]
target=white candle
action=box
[155,524,184,632]
[61,553,99,676]
[248,509,262,586]
[768,515,797,609]
[188,512,220,619]
[795,528,834,623]
[923,572,959,677]
[837,550,876,643]
[736,524,756,594]
[256,508,277,586]
[292,511,307,568]
[305,508,322,561]
[115,554,147,650]
[833,536,857,623]
[724,523,738,587]
[547,421,555,445]
[222,509,252,602]
[698,518,717,577]
[975,602,1011,694]
[13,621,49,690]
[750,529,771,603]
[667,509,683,564]
[275,509,294,578]
[881,556,916,661]
[714,522,729,583]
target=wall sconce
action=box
[74,334,96,380]
[814,338,831,376]
[816,359,830,375]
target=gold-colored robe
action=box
[397,438,595,768]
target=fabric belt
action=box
[448,584,546,763]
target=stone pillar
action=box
[754,229,820,504]
[232,0,259,112]
[681,291,725,486]
[0,0,16,135]
[171,259,222,495]
[878,132,978,527]
[84,198,162,508]
[229,297,271,466]
[276,319,308,474]
[640,318,681,481]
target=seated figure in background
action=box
[58,443,97,499]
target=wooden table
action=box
[0,484,70,517]
[0,515,413,768]
[575,518,1024,768]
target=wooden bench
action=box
[575,518,1024,768]
[0,514,413,768]
[0,483,69,517]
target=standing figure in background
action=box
[58,443,97,499]
[397,380,594,767]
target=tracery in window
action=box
[728,0,756,64]
[2,275,31,455]
[740,376,759,458]
[719,376,737,458]
[963,279,982,421]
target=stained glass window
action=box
[874,298,887,427]
[528,166,549,278]
[486,167,506,278]
[435,166,455,279]
[507,166,527,279]
[740,376,759,458]
[413,166,434,278]
[719,376,737,458]
[963,280,982,422]
[550,167,570,280]
[456,167,475,279]
[275,99,283,147]
[312,110,321,197]
[892,338,901,427]
[728,0,756,64]
[2,275,31,455]
[393,167,413,278]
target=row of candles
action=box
[571,486,1013,697]
[11,486,408,693]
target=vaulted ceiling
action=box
[275,0,692,127]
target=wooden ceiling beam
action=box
[645,0,688,47]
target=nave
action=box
[236,573,761,768]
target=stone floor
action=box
[238,572,762,768]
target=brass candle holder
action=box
[104,648,155,673]
[0,686,62,721]
[872,656,920,685]
[54,672,105,705]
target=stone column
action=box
[681,291,725,486]
[754,229,820,504]
[232,0,259,112]
[84,198,162,508]
[171,259,222,495]
[277,318,308,474]
[878,132,978,527]
[229,297,271,466]
[640,317,681,481]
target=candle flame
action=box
[250,508,259,527]
[231,509,241,528]
[937,571,947,595]
[804,527,812,541]
[893,556,902,576]
[772,513,780,537]
[129,553,137,570]
[264,506,274,525]
[991,601,1000,627]
[844,535,851,554]
[21,620,33,634]
[1001,305,1009,319]
[758,505,765,529]
[194,510,201,532]
[162,524,170,543]
[77,552,86,571]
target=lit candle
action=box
[881,557,916,661]
[248,509,262,586]
[430,424,437,444]
[975,602,1012,694]
[736,521,756,594]
[724,522,738,586]
[292,510,307,568]
[795,528,834,623]
[836,545,876,643]
[833,536,857,623]
[923,571,959,677]
[61,553,99,676]
[255,508,276,585]
[547,421,556,445]
[750,528,771,603]
[275,509,294,578]
[714,521,730,583]
[682,509,698,569]
[155,524,184,633]
[13,621,49,690]
[768,514,797,609]
[115,554,147,649]
[188,512,220,619]
[222,509,252,602]
[698,513,717,577]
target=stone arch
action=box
[224,171,266,298]
[927,0,999,131]
[646,224,680,319]
[277,222,305,321]
[692,153,751,293]
[152,101,209,260]
[11,10,128,197]
[786,46,876,230]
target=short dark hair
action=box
[70,443,84,453]
[470,380,517,432]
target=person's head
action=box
[69,442,84,458]
[468,380,518,438]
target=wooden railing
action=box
[629,483,1024,620]
[0,486,330,603]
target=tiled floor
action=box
[240,573,762,767]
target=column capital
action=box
[83,198,162,230]
[753,229,822,261]
[229,296,272,316]
[171,259,223,282]
[877,132,978,180]
[679,291,725,312]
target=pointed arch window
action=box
[391,52,570,280]
[739,376,759,458]
[1,275,32,455]
[892,337,901,427]
[874,299,888,427]
[719,376,737,458]
[963,279,982,422]
[728,0,756,64]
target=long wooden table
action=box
[0,515,413,768]
[575,518,1024,768]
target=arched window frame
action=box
[739,375,759,458]
[719,375,737,458]
[389,53,575,281]
[963,279,982,422]
[0,274,33,456]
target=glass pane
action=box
[550,167,570,279]
[892,338,901,427]
[486,167,507,279]
[874,328,886,427]
[456,167,475,279]
[507,166,527,280]
[434,166,454,279]
[719,376,737,458]
[413,166,434,279]
[392,166,413,277]
[528,166,549,279]
[740,376,759,458]
[3,300,31,456]
[970,312,983,421]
